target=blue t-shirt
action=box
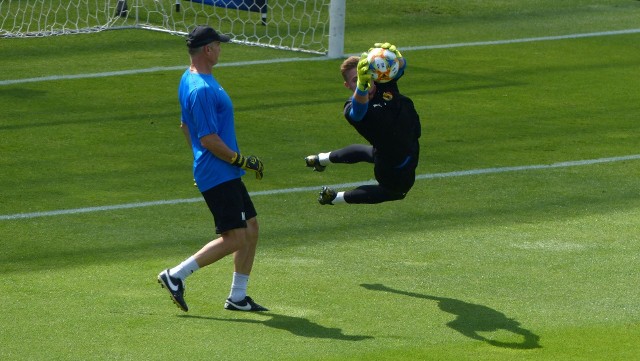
[178,69,244,192]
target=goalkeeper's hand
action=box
[372,42,403,60]
[231,152,264,180]
[356,52,372,92]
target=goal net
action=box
[0,0,345,56]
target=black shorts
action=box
[201,178,257,234]
[374,160,416,194]
[374,146,419,195]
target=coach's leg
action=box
[192,228,248,268]
[227,217,259,304]
[233,217,258,275]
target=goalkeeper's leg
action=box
[306,144,373,171]
[328,144,374,164]
[343,185,406,204]
[323,153,417,205]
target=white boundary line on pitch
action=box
[2,154,639,221]
[1,28,639,86]
[401,28,640,51]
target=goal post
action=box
[0,0,345,57]
[327,0,345,59]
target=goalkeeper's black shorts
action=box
[374,148,419,195]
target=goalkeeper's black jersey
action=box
[343,81,421,166]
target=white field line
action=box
[2,154,639,221]
[401,28,640,51]
[1,28,639,86]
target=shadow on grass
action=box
[179,313,374,341]
[361,283,541,349]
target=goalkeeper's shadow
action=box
[179,312,373,341]
[361,283,542,349]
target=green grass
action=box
[1,1,640,360]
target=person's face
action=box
[204,41,221,65]
[344,67,358,92]
[344,67,376,97]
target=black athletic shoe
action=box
[157,269,188,312]
[224,296,269,312]
[318,186,337,205]
[305,155,326,172]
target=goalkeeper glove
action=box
[356,52,372,92]
[372,42,403,60]
[231,152,264,180]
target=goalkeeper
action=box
[157,25,268,313]
[305,43,422,205]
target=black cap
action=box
[186,25,231,48]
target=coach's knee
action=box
[222,228,250,252]
[246,217,259,245]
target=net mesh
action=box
[0,0,331,54]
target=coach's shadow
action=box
[361,283,541,349]
[180,313,373,341]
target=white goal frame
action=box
[0,0,345,57]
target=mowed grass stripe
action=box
[2,154,638,221]
[2,28,639,86]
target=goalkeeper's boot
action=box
[224,296,269,312]
[305,155,326,172]
[318,186,337,205]
[157,269,188,312]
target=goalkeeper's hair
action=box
[340,56,360,82]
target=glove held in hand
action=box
[231,152,264,180]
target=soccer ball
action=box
[367,47,400,83]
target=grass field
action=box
[1,1,640,360]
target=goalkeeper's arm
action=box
[347,53,372,122]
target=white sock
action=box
[169,256,200,280]
[318,152,331,166]
[333,191,346,204]
[229,272,249,302]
